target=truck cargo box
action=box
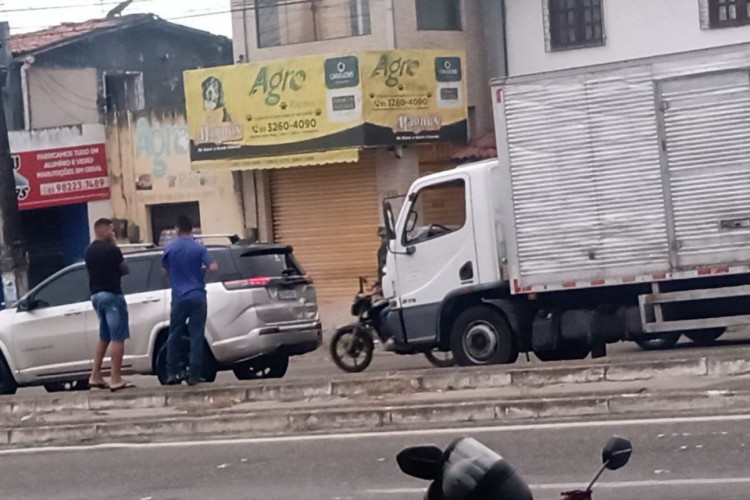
[492,44,750,295]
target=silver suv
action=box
[0,242,321,394]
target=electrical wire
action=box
[0,0,156,14]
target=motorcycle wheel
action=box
[330,325,374,373]
[424,350,455,368]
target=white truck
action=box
[381,43,750,365]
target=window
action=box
[404,180,466,245]
[121,258,154,295]
[349,0,371,36]
[104,72,144,113]
[34,267,90,308]
[416,0,462,31]
[548,0,604,51]
[708,0,750,27]
[256,0,372,48]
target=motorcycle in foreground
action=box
[397,435,633,500]
[330,277,455,372]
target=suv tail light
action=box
[223,277,272,290]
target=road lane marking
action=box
[2,413,750,455]
[366,478,750,495]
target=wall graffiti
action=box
[134,116,218,192]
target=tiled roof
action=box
[9,14,157,56]
[452,133,497,162]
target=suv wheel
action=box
[155,341,218,385]
[0,355,17,395]
[233,354,289,380]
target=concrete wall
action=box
[393,0,493,137]
[506,0,750,75]
[231,0,390,60]
[107,112,245,244]
[233,0,496,137]
[29,23,232,113]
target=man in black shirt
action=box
[85,218,133,392]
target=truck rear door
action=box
[659,70,750,268]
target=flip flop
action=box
[110,381,136,392]
[89,380,110,390]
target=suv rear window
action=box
[233,248,302,278]
[203,246,304,284]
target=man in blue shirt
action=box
[162,216,218,385]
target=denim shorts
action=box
[91,292,130,342]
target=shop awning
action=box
[191,148,360,172]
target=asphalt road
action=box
[2,413,750,499]
[20,329,750,394]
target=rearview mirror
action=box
[17,297,37,312]
[603,436,632,471]
[397,445,443,481]
[382,201,396,240]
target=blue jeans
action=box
[91,292,130,342]
[167,297,207,380]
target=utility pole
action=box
[0,22,28,306]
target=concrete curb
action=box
[2,388,749,449]
[2,353,750,417]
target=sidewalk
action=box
[2,352,750,448]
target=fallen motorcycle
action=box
[330,277,454,372]
[397,435,633,500]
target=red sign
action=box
[12,143,110,210]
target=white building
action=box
[505,0,750,75]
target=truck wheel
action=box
[685,328,726,346]
[450,306,518,366]
[634,333,680,351]
[0,355,17,395]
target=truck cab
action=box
[381,161,521,366]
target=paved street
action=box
[2,413,750,499]
[18,328,750,395]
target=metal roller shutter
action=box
[270,153,380,302]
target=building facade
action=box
[8,14,244,285]
[230,0,506,305]
[505,0,750,76]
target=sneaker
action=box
[165,376,182,385]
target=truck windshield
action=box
[404,179,466,245]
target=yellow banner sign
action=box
[362,49,468,144]
[184,50,467,170]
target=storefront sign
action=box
[361,50,467,144]
[12,143,110,210]
[184,50,467,170]
[184,54,365,170]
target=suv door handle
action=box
[64,310,82,317]
[139,297,161,304]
